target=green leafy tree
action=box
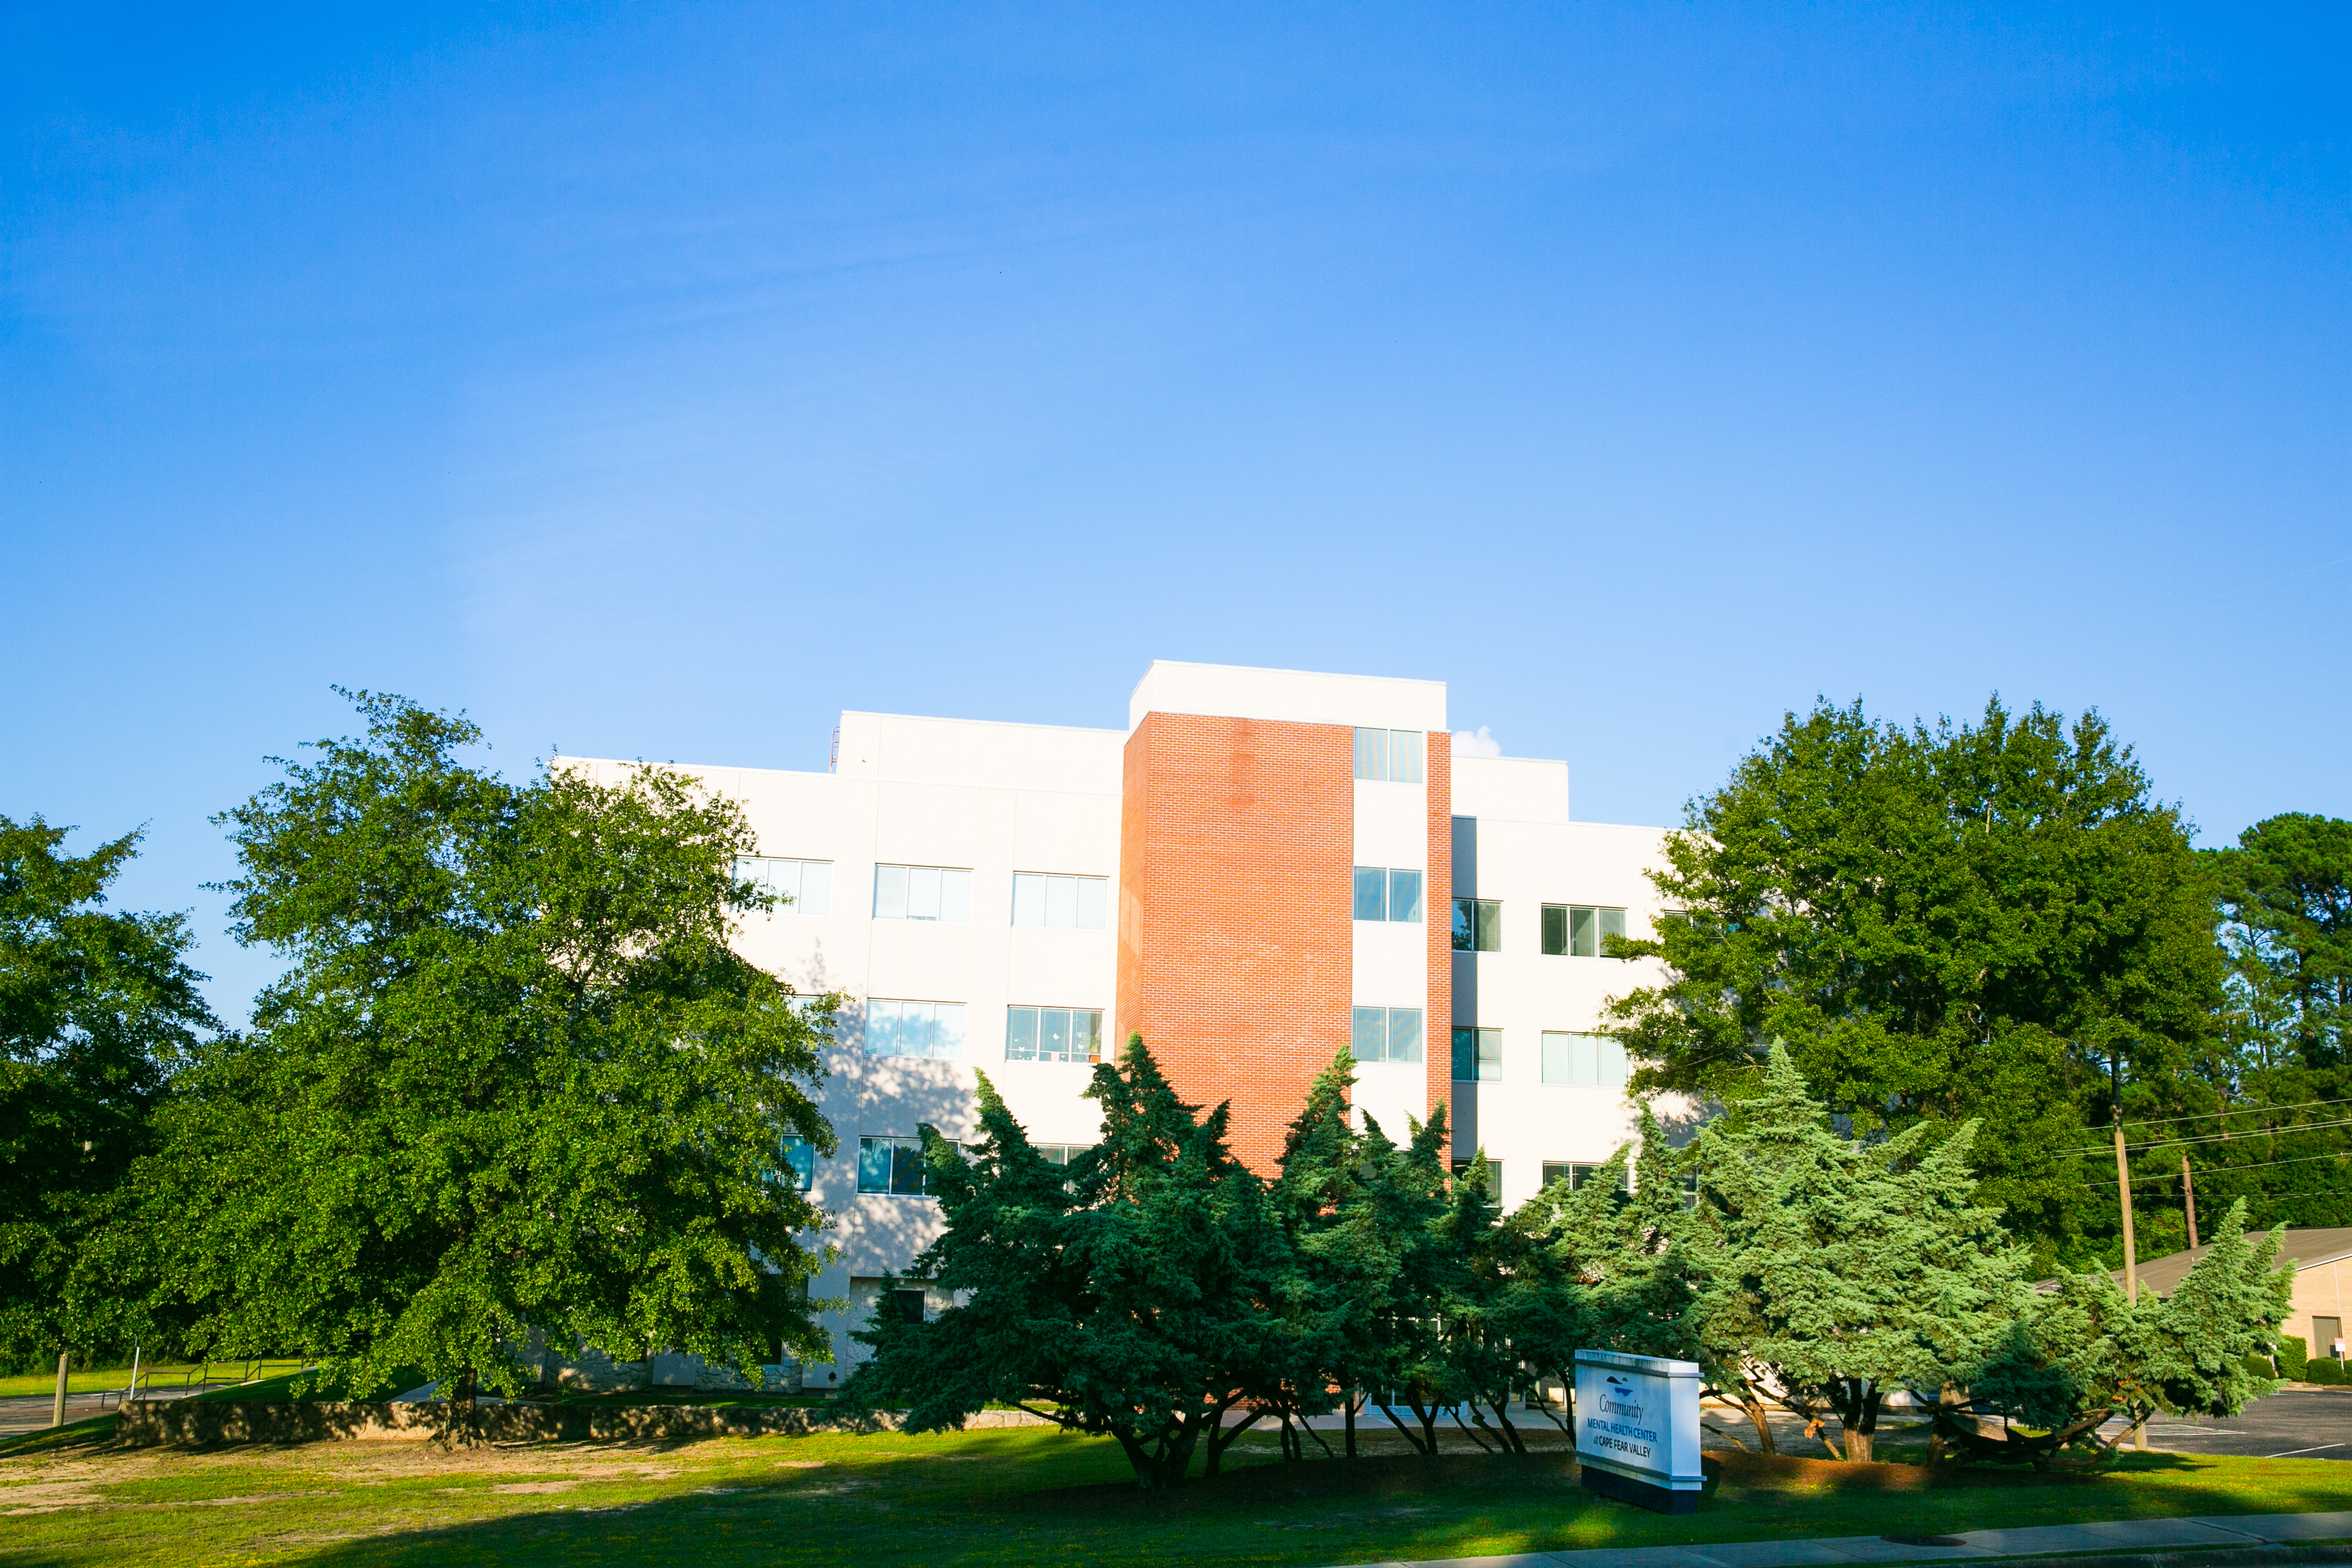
[1965,1200,2291,1462]
[2181,815,2352,1229]
[1298,1084,1465,1458]
[1688,1044,2031,1461]
[1608,697,2227,1269]
[0,818,215,1367]
[1504,1112,1714,1438]
[843,1036,1304,1490]
[2218,814,2352,1068]
[105,693,833,1401]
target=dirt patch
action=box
[1,1480,106,1515]
[490,1481,581,1494]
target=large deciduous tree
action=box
[106,693,834,1399]
[1607,697,2225,1268]
[0,818,214,1367]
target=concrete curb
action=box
[1324,1511,2352,1568]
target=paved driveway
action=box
[2134,1389,2352,1460]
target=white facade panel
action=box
[1128,660,1446,732]
[1350,920,1427,1006]
[837,711,1126,794]
[1446,816,1680,1212]
[1352,778,1427,868]
[1452,754,1571,823]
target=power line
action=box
[2084,1093,2352,1139]
[2113,1115,2352,1156]
[2087,1148,2352,1188]
[2054,1106,2352,1158]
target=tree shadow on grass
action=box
[10,1439,2352,1568]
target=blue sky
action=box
[4,4,2347,1022]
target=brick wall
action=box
[1424,731,1453,1137]
[1116,712,1355,1172]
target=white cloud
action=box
[1451,725,1502,758]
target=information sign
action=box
[1572,1348,1704,1514]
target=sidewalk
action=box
[1330,1509,2352,1568]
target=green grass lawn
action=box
[8,1423,2352,1568]
[0,1358,308,1401]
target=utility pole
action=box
[2110,1051,2138,1303]
[50,1352,68,1429]
[2113,1114,2139,1301]
[2183,1154,2200,1251]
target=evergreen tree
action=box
[843,1036,1305,1489]
[1689,1044,2030,1460]
[1967,1200,2291,1460]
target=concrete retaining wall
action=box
[114,1401,1051,1447]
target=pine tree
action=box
[1968,1199,2293,1461]
[842,1035,1304,1489]
[1689,1044,2030,1460]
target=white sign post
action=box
[1573,1348,1705,1514]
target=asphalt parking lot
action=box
[2131,1389,2352,1460]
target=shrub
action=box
[2307,1357,2344,1386]
[2281,1334,2309,1379]
[2245,1352,2280,1382]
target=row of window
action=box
[1452,899,1627,954]
[738,856,1627,957]
[1354,727,1426,783]
[1005,1006,1105,1063]
[1450,1028,1631,1086]
[1449,1158,1691,1206]
[732,858,1109,930]
[853,1135,1088,1196]
[813,1136,1645,1203]
[851,998,1627,1083]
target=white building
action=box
[574,660,1677,1382]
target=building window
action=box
[1541,904,1627,957]
[735,856,833,918]
[1541,1160,1621,1193]
[1005,1006,1104,1063]
[886,1288,928,1325]
[857,1135,938,1196]
[1011,871,1108,930]
[1351,1006,1425,1064]
[865,999,968,1060]
[1539,1030,1628,1088]
[1450,1026,1503,1082]
[1452,898,1501,951]
[1354,728,1425,783]
[873,864,972,922]
[1352,867,1424,923]
[773,1133,817,1192]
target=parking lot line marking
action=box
[2262,1443,2347,1458]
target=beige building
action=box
[2126,1227,2352,1360]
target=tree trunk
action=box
[1840,1379,1882,1464]
[1201,1402,1261,1476]
[1405,1391,1442,1455]
[1380,1400,1434,1456]
[1344,1391,1358,1459]
[1738,1393,1778,1456]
